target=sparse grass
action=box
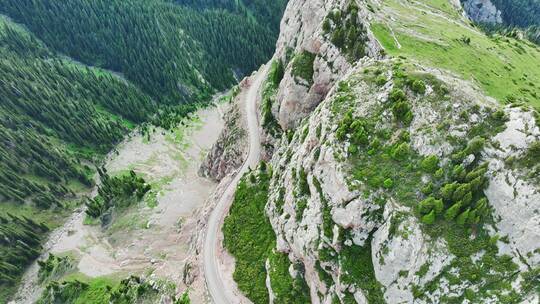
[371,0,540,107]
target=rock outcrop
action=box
[262,58,540,303]
[222,0,540,303]
[271,0,384,130]
[461,0,503,24]
[199,90,248,182]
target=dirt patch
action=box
[10,104,227,303]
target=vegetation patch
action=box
[223,164,311,304]
[37,275,186,304]
[0,214,49,301]
[85,168,151,224]
[268,251,311,304]
[38,254,76,284]
[339,234,385,304]
[291,51,316,85]
[223,166,275,303]
[323,2,368,61]
[261,60,284,136]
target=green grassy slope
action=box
[370,0,540,108]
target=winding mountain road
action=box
[203,65,268,304]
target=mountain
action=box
[215,0,540,303]
[462,0,540,43]
[0,17,160,301]
[0,0,281,104]
[0,0,286,301]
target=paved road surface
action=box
[203,65,268,304]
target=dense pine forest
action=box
[174,0,288,33]
[0,17,160,301]
[465,0,540,44]
[0,0,287,301]
[489,0,540,29]
[0,0,281,104]
[491,0,540,44]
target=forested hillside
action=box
[489,0,540,28]
[0,17,161,301]
[0,1,286,301]
[462,0,540,44]
[0,0,281,104]
[490,0,540,43]
[174,0,288,33]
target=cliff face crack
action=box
[203,65,269,304]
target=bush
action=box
[421,155,439,173]
[419,197,443,215]
[85,169,150,219]
[452,164,466,180]
[392,101,413,125]
[291,51,316,84]
[383,178,394,189]
[444,202,462,220]
[388,88,407,103]
[421,210,436,224]
[452,183,472,202]
[440,182,458,201]
[391,142,410,160]
[298,168,311,196]
[421,182,434,195]
[465,137,486,155]
[411,80,426,94]
[456,208,471,226]
[434,168,445,179]
[348,144,359,154]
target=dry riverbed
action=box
[10,103,227,303]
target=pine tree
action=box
[457,208,471,226]
[445,202,462,220]
[421,210,436,225]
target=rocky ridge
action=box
[272,0,384,130]
[264,58,539,303]
[218,0,540,303]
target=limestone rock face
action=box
[462,0,503,24]
[272,0,383,130]
[199,92,247,182]
[263,58,540,303]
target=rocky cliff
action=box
[461,0,503,24]
[199,88,248,182]
[271,0,384,130]
[264,59,539,303]
[222,0,540,303]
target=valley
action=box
[10,102,227,303]
[1,0,539,303]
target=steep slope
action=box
[461,0,540,44]
[462,0,540,28]
[369,0,540,107]
[0,0,279,104]
[0,0,287,301]
[0,17,158,302]
[221,0,540,303]
[175,0,288,34]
